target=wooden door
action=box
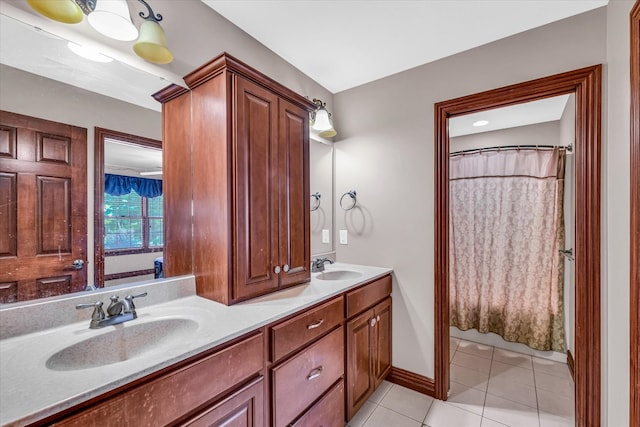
[277,98,310,288]
[373,298,392,386]
[0,111,87,303]
[233,76,280,301]
[346,308,374,420]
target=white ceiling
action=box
[449,94,571,138]
[203,0,608,93]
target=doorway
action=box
[433,65,602,426]
[94,128,162,287]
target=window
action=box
[104,192,163,253]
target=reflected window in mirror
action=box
[104,189,164,253]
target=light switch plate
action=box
[339,229,348,245]
[322,229,330,243]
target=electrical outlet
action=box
[322,229,330,243]
[339,229,348,245]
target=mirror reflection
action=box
[310,138,334,257]
[0,19,335,305]
[448,94,576,364]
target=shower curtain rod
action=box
[450,144,572,156]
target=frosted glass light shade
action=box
[133,21,173,64]
[88,0,138,41]
[312,108,332,132]
[27,0,83,24]
[319,128,337,138]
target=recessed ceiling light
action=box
[67,42,113,63]
[473,120,489,127]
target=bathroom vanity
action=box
[0,263,392,427]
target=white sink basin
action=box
[45,318,199,371]
[316,270,363,281]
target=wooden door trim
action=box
[630,1,640,425]
[93,128,162,287]
[434,65,602,426]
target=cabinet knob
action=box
[307,366,323,381]
[283,264,290,272]
[377,315,381,322]
[274,266,281,274]
[370,318,377,327]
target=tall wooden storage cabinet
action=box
[154,53,314,305]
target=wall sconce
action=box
[26,0,173,64]
[311,98,337,138]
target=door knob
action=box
[64,259,85,270]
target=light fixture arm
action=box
[137,0,163,22]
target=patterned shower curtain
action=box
[449,148,566,352]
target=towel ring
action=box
[340,190,357,211]
[311,192,321,211]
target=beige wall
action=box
[604,1,633,425]
[332,5,632,424]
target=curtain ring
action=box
[340,190,357,211]
[311,192,321,211]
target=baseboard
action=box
[566,350,575,381]
[387,366,435,397]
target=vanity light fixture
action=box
[473,120,489,127]
[67,41,113,62]
[311,98,337,138]
[88,0,138,41]
[133,1,174,65]
[26,0,84,24]
[27,0,174,65]
[139,171,163,176]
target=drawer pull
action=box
[307,366,324,381]
[307,319,324,329]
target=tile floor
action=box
[348,337,575,427]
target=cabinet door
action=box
[373,298,392,386]
[233,76,280,301]
[346,308,374,420]
[277,98,310,288]
[182,376,264,427]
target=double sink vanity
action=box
[3,52,394,426]
[0,263,393,426]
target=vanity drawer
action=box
[292,380,345,427]
[346,274,392,318]
[270,296,343,362]
[53,332,264,426]
[271,327,344,427]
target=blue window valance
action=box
[105,174,162,198]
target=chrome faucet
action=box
[76,292,147,329]
[311,258,334,273]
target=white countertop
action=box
[0,263,392,426]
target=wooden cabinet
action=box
[52,332,265,427]
[154,52,314,305]
[269,296,345,427]
[180,376,264,427]
[345,276,392,421]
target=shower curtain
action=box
[449,148,566,352]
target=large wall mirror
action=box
[0,12,335,305]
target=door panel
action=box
[374,298,392,386]
[233,77,279,300]
[278,99,310,288]
[0,111,87,303]
[347,309,374,419]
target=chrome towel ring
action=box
[311,192,321,211]
[340,190,357,211]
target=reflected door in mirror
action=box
[0,111,87,303]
